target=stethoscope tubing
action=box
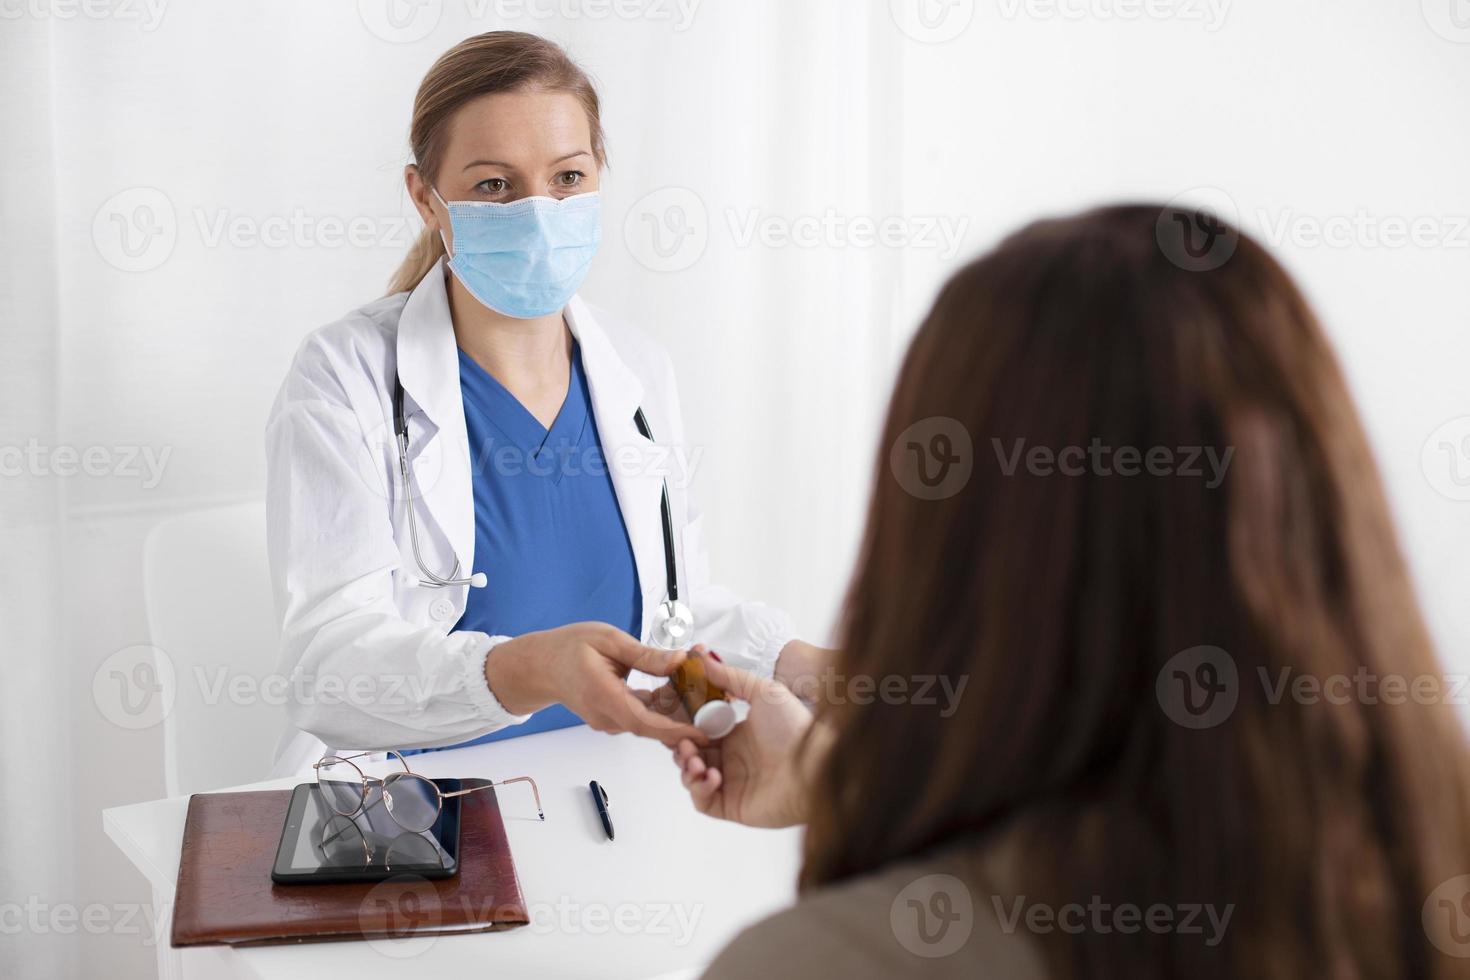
[391,376,682,606]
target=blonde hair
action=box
[387,32,607,295]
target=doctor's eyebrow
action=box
[461,150,593,171]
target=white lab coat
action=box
[264,261,793,773]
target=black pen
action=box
[589,780,614,841]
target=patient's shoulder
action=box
[701,841,1046,980]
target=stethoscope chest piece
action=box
[650,599,694,650]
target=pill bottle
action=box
[671,651,737,739]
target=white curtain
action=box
[1,15,72,979]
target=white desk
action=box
[103,726,802,980]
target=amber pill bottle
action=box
[671,651,737,738]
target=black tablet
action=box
[271,779,463,884]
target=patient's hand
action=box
[671,654,815,828]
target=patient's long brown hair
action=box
[801,204,1470,978]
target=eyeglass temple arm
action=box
[314,749,411,771]
[319,812,371,850]
[440,776,544,820]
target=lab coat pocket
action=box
[681,515,711,597]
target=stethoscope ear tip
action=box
[470,573,488,588]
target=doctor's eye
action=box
[474,177,510,196]
[554,170,586,190]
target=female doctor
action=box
[265,32,823,772]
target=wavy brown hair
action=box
[801,204,1470,978]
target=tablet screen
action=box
[274,779,462,880]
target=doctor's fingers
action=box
[589,685,706,745]
[634,683,686,718]
[593,630,689,677]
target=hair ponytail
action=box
[386,31,607,295]
[387,226,446,296]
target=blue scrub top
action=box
[406,341,642,754]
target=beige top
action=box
[701,839,1047,979]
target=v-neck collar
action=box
[458,342,591,473]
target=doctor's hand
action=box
[485,623,708,746]
[671,658,817,828]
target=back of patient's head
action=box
[803,204,1470,979]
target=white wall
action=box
[3,1,1468,977]
[891,0,1470,666]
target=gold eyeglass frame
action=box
[312,749,545,834]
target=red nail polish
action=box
[708,651,724,663]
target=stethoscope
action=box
[392,377,695,649]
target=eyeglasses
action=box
[317,812,448,872]
[313,750,544,834]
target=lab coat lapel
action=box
[566,297,663,642]
[395,261,475,579]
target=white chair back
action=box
[143,501,281,797]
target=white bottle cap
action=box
[693,700,737,740]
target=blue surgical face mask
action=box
[432,188,601,319]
